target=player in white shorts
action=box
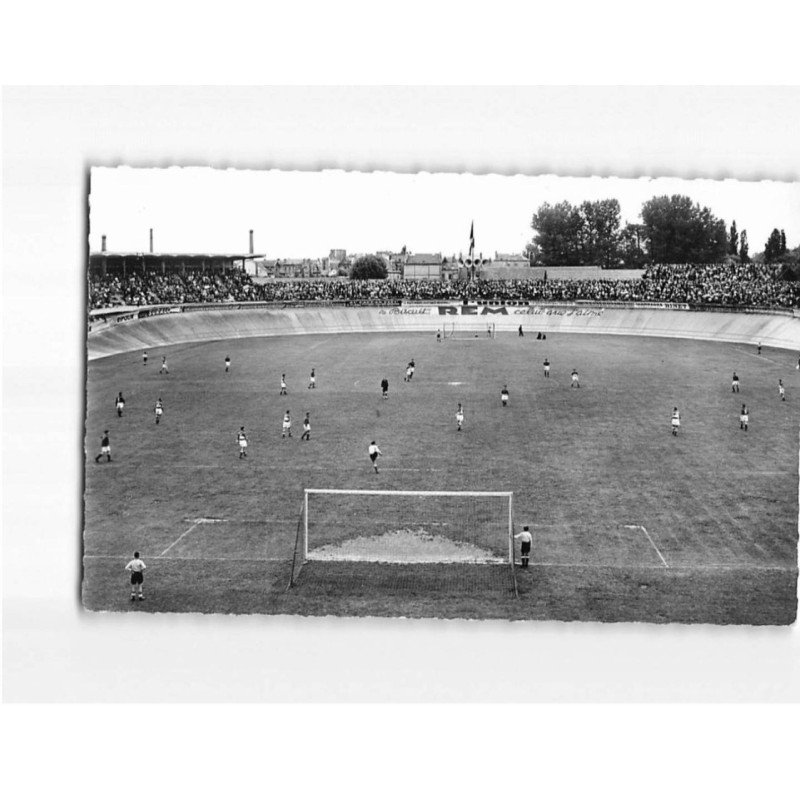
[778,379,785,401]
[301,412,311,440]
[280,374,288,395]
[95,430,111,462]
[308,368,316,389]
[571,369,580,388]
[368,441,382,473]
[154,398,163,424]
[456,403,464,431]
[225,356,231,372]
[237,427,248,458]
[282,410,292,438]
[125,551,146,601]
[671,407,680,435]
[543,358,550,378]
[731,372,739,393]
[739,404,749,431]
[501,385,509,406]
[159,356,169,374]
[115,392,125,417]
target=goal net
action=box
[289,489,518,598]
[446,321,495,339]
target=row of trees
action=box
[527,195,788,267]
[525,199,623,267]
[764,228,789,262]
[348,202,796,278]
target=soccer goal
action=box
[289,489,518,597]
[446,321,496,339]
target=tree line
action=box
[528,194,795,268]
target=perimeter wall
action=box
[87,302,800,361]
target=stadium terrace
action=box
[89,262,800,312]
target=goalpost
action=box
[289,489,518,597]
[446,321,496,339]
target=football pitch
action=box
[82,330,799,623]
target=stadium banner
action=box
[378,306,434,315]
[396,304,606,317]
[138,305,178,319]
[396,301,700,315]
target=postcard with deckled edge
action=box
[84,167,800,624]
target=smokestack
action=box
[101,235,107,253]
[149,228,154,253]
[249,229,254,255]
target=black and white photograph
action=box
[83,166,800,625]
[5,71,800,800]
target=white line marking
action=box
[528,561,666,569]
[525,561,791,572]
[83,554,793,571]
[159,517,229,555]
[159,522,200,556]
[84,555,286,563]
[624,524,669,568]
[733,346,786,367]
[379,468,439,472]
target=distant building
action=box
[404,252,443,280]
[376,250,405,280]
[256,258,325,279]
[441,256,460,282]
[325,249,349,275]
[481,252,532,280]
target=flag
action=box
[469,221,475,256]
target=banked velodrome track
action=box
[87,302,800,360]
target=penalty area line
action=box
[159,521,201,556]
[624,524,669,568]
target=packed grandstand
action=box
[88,262,800,311]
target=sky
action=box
[89,167,800,260]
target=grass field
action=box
[83,329,799,623]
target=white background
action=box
[6,84,800,704]
[88,166,800,258]
[3,5,800,797]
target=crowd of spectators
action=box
[89,263,800,312]
[89,270,256,308]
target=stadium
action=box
[82,255,800,625]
